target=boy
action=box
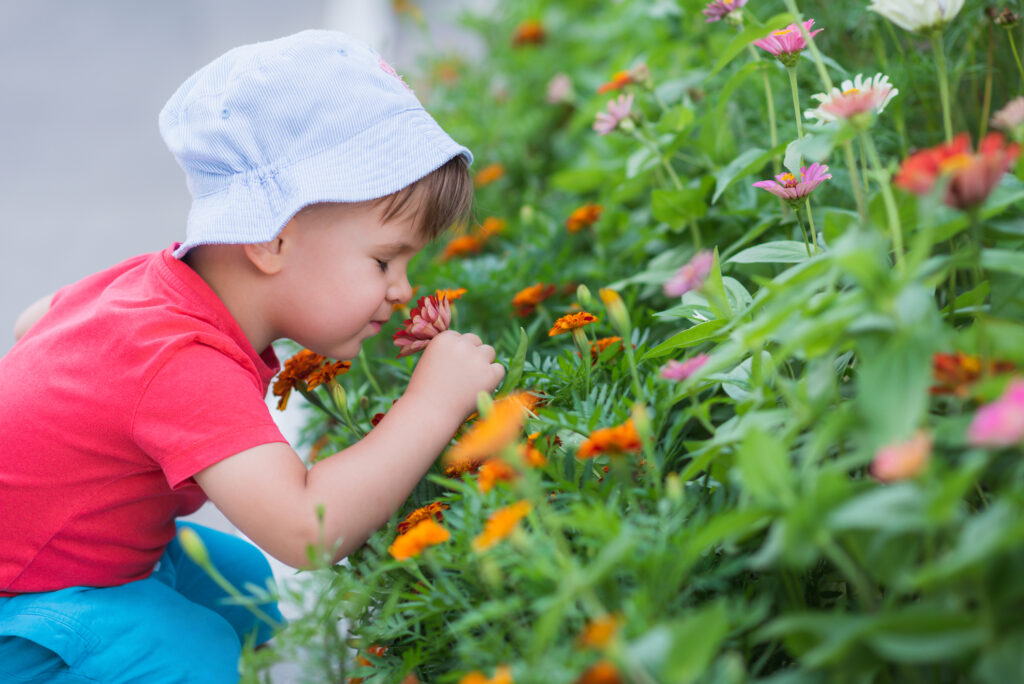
[0,30,504,683]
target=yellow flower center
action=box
[939,153,973,175]
[773,28,794,36]
[779,172,798,187]
[843,88,860,95]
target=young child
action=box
[0,30,504,683]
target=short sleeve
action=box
[132,343,288,488]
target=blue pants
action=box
[0,523,284,683]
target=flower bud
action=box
[576,284,594,310]
[599,288,631,336]
[178,527,211,568]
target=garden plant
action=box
[217,1,1024,681]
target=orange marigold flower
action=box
[474,163,506,187]
[350,645,389,684]
[590,336,623,361]
[512,283,557,316]
[441,234,485,261]
[577,614,620,650]
[478,217,507,237]
[273,350,350,410]
[477,458,519,493]
[397,501,450,534]
[549,311,598,337]
[512,18,545,45]
[444,393,534,473]
[577,419,642,459]
[435,287,467,301]
[575,660,622,684]
[597,70,633,94]
[387,518,450,561]
[472,500,532,551]
[459,666,514,684]
[566,204,603,233]
[931,350,1015,397]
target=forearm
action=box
[13,293,54,341]
[302,392,466,561]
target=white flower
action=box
[868,0,965,33]
[804,73,899,124]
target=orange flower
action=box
[597,71,633,94]
[472,500,532,551]
[444,393,534,473]
[575,660,622,684]
[931,351,1015,397]
[577,615,620,649]
[436,287,467,301]
[397,501,450,534]
[459,666,513,684]
[478,217,507,237]
[273,350,350,410]
[478,458,519,492]
[577,419,642,459]
[590,336,623,361]
[388,518,450,560]
[441,234,484,260]
[512,283,557,316]
[474,163,506,187]
[549,312,598,337]
[519,436,548,467]
[566,203,603,233]
[871,430,933,483]
[512,19,545,45]
[349,645,388,684]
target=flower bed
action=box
[246,2,1024,682]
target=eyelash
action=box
[375,259,389,273]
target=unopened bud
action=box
[576,284,594,310]
[630,403,652,442]
[600,288,631,336]
[178,527,210,568]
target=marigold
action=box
[273,350,351,410]
[577,419,642,459]
[512,283,557,316]
[350,645,388,684]
[472,500,532,551]
[548,312,598,337]
[477,458,519,493]
[589,336,623,361]
[577,615,620,649]
[597,70,633,94]
[931,351,1015,397]
[459,666,514,684]
[397,501,450,534]
[512,18,545,45]
[388,518,450,561]
[441,234,484,260]
[575,660,622,684]
[566,203,603,233]
[435,287,467,301]
[474,163,506,187]
[444,393,534,473]
[478,217,507,237]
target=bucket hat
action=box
[159,30,473,258]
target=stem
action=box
[821,536,877,611]
[357,347,384,396]
[804,198,819,251]
[860,131,906,273]
[979,25,994,141]
[631,126,683,190]
[748,45,781,175]
[787,68,805,139]
[688,218,703,250]
[1008,28,1024,90]
[930,30,954,143]
[572,328,592,395]
[199,560,283,630]
[842,140,868,224]
[794,208,812,256]
[782,0,833,91]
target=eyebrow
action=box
[374,241,418,257]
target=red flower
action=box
[393,294,451,357]
[931,351,1015,397]
[895,132,1021,209]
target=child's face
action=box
[273,201,425,360]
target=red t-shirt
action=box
[0,246,287,595]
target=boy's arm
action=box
[194,330,504,567]
[13,293,54,341]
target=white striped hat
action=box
[159,30,473,259]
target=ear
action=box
[243,219,299,275]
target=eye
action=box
[375,258,389,273]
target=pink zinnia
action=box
[703,0,747,22]
[593,93,634,135]
[661,354,709,381]
[392,294,451,357]
[546,72,573,104]
[753,163,831,205]
[991,96,1024,134]
[967,379,1024,448]
[805,73,899,124]
[871,430,932,483]
[752,20,823,67]
[663,250,714,297]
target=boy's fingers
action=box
[459,332,483,346]
[491,363,506,382]
[479,344,496,363]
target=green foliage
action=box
[247,1,1024,682]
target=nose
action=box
[386,271,413,305]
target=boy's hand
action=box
[406,330,505,419]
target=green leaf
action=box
[707,12,796,77]
[728,240,810,264]
[652,186,709,225]
[497,327,528,396]
[643,319,730,359]
[712,145,787,203]
[736,427,794,506]
[981,248,1024,277]
[660,600,731,683]
[549,167,611,193]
